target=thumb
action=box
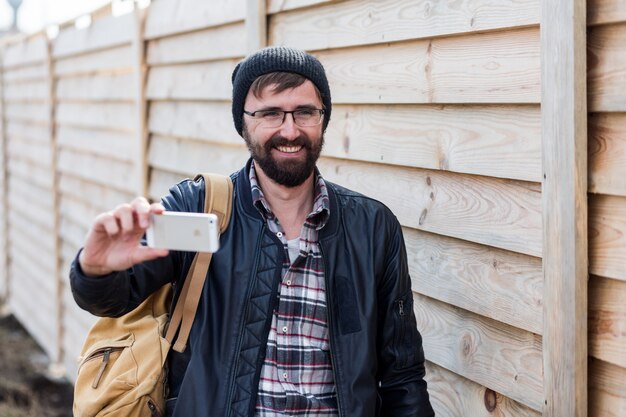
[129,246,169,265]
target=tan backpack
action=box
[73,173,233,417]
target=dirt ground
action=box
[0,314,74,417]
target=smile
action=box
[276,145,303,153]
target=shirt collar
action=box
[249,161,330,230]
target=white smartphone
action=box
[146,212,220,252]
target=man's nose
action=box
[279,112,300,139]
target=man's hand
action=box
[78,197,169,277]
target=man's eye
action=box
[295,109,315,117]
[259,111,282,118]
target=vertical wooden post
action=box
[541,0,588,416]
[0,47,9,314]
[246,0,267,53]
[46,32,65,374]
[132,6,148,197]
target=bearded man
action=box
[70,46,434,417]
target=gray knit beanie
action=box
[231,46,332,136]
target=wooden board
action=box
[589,113,626,197]
[57,125,137,163]
[414,294,543,411]
[144,0,246,40]
[317,157,542,257]
[59,173,135,213]
[146,61,237,100]
[3,80,49,102]
[267,0,337,14]
[4,102,51,124]
[589,194,626,281]
[148,101,241,145]
[56,72,135,101]
[8,189,55,231]
[588,24,626,112]
[7,138,53,167]
[3,35,47,69]
[270,0,540,50]
[56,102,136,132]
[2,63,47,83]
[146,22,246,65]
[406,228,543,335]
[148,168,191,201]
[147,134,248,175]
[588,358,626,417]
[8,157,54,189]
[588,0,626,26]
[52,12,134,59]
[325,104,541,182]
[425,361,541,417]
[316,27,540,104]
[6,120,51,145]
[54,45,134,77]
[589,276,626,368]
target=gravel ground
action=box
[0,314,73,417]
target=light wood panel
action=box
[59,173,135,213]
[414,294,543,411]
[317,157,542,257]
[406,228,542,334]
[6,120,51,144]
[56,102,136,131]
[8,157,54,189]
[267,0,336,14]
[589,194,626,281]
[148,101,241,145]
[588,24,626,112]
[3,35,47,69]
[146,61,237,100]
[7,138,53,167]
[57,125,137,162]
[425,361,541,417]
[317,27,540,104]
[146,22,246,65]
[325,104,541,182]
[589,276,626,368]
[270,0,539,50]
[148,169,191,201]
[54,45,134,77]
[148,134,248,175]
[588,358,626,417]
[52,13,134,59]
[588,0,626,26]
[589,112,626,197]
[56,72,135,101]
[144,0,246,39]
[2,63,47,82]
[4,102,51,124]
[3,80,49,102]
[8,190,55,231]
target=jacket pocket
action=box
[392,291,419,370]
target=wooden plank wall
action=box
[1,34,60,362]
[0,51,6,304]
[143,0,249,200]
[51,11,143,377]
[587,0,626,415]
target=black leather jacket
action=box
[71,160,434,417]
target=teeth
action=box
[276,145,302,153]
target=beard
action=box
[243,126,324,188]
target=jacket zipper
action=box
[320,243,344,417]
[88,347,120,389]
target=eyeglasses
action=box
[243,108,325,128]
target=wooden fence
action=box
[0,1,623,416]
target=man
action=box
[71,46,434,417]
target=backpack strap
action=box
[165,173,233,352]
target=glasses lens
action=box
[294,109,322,127]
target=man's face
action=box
[242,80,324,188]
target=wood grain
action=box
[588,358,626,417]
[52,12,134,59]
[589,276,626,368]
[6,120,51,145]
[8,157,54,189]
[57,125,137,163]
[148,101,241,145]
[56,102,136,132]
[425,361,541,417]
[316,27,540,104]
[325,104,541,182]
[3,35,47,69]
[589,112,626,196]
[270,0,539,50]
[317,157,542,257]
[267,0,337,14]
[54,45,134,77]
[4,102,51,124]
[58,173,135,213]
[147,22,246,65]
[406,228,543,334]
[144,0,246,40]
[56,72,135,101]
[588,23,626,112]
[148,168,191,202]
[2,63,47,83]
[3,80,49,102]
[589,194,626,281]
[588,0,626,26]
[414,294,543,411]
[146,61,237,100]
[8,137,53,167]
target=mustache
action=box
[265,135,312,150]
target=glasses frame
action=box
[243,108,325,128]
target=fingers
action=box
[131,245,169,264]
[93,197,163,238]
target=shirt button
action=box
[282,326,288,333]
[276,232,283,238]
[286,280,291,286]
[282,372,288,380]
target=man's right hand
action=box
[78,197,170,277]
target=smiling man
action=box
[70,46,434,417]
